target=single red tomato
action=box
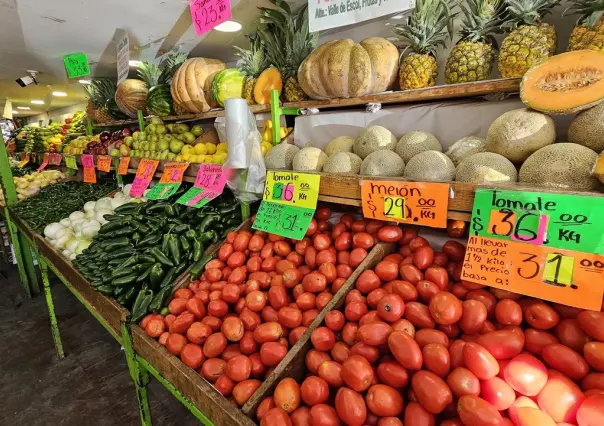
[503,353,548,396]
[576,394,604,426]
[537,370,584,424]
[447,367,480,398]
[429,292,463,325]
[480,376,515,411]
[457,396,505,426]
[341,355,374,392]
[335,387,367,426]
[463,342,499,380]
[411,370,453,414]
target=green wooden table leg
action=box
[39,258,65,359]
[121,323,152,426]
[4,211,31,298]
[18,233,40,295]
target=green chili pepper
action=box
[130,289,154,323]
[150,247,174,267]
[149,263,165,290]
[167,235,181,265]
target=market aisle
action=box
[0,270,198,426]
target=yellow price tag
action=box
[65,155,78,170]
[383,196,407,220]
[264,171,320,210]
[543,253,574,287]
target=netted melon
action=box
[323,152,362,174]
[360,150,405,177]
[486,109,556,163]
[353,126,397,159]
[568,102,604,153]
[395,131,442,163]
[326,136,355,157]
[264,144,300,170]
[455,153,518,184]
[445,136,487,167]
[519,143,598,190]
[292,147,328,172]
[404,151,455,182]
[520,50,604,114]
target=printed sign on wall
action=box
[309,0,414,32]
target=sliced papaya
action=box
[253,67,283,105]
[520,50,604,114]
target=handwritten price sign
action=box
[97,156,112,172]
[189,0,232,36]
[461,189,604,309]
[37,153,49,171]
[117,156,130,175]
[130,159,159,198]
[147,162,190,200]
[254,171,321,240]
[176,164,227,207]
[63,52,90,79]
[81,154,96,183]
[361,180,449,228]
[64,155,78,170]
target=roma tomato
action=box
[495,299,523,326]
[413,246,434,270]
[260,342,288,367]
[577,311,604,341]
[365,384,404,417]
[260,408,292,426]
[422,343,451,377]
[404,402,435,426]
[584,342,604,372]
[457,396,505,426]
[377,361,409,388]
[537,370,584,424]
[311,327,336,352]
[525,303,560,330]
[524,328,559,355]
[341,355,374,392]
[576,394,604,426]
[447,367,480,398]
[375,261,399,282]
[318,360,344,388]
[274,378,301,413]
[309,404,340,426]
[555,319,592,353]
[477,329,524,360]
[225,355,252,382]
[357,322,393,346]
[411,370,453,414]
[442,240,465,262]
[377,294,405,322]
[377,225,403,243]
[507,407,556,426]
[424,266,449,291]
[459,299,488,334]
[388,331,423,370]
[414,328,449,349]
[503,353,548,396]
[463,342,499,380]
[480,376,515,411]
[300,376,330,406]
[335,387,367,426]
[400,264,423,285]
[405,302,436,329]
[232,379,262,406]
[541,343,589,380]
[429,292,463,325]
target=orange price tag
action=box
[117,156,130,175]
[159,162,189,184]
[18,152,30,168]
[97,156,112,172]
[361,180,449,228]
[136,159,159,179]
[83,167,97,183]
[461,235,604,310]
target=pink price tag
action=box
[129,177,151,198]
[189,0,232,36]
[195,164,227,192]
[81,154,95,169]
[188,189,219,206]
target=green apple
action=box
[150,142,158,152]
[152,151,161,160]
[132,131,141,141]
[162,134,173,141]
[176,123,189,134]
[124,136,134,147]
[131,150,139,158]
[146,123,155,134]
[166,124,175,133]
[110,148,120,157]
[150,117,164,125]
[138,131,147,141]
[132,141,139,150]
[119,145,131,156]
[155,124,167,135]
[167,152,177,160]
[169,139,184,154]
[183,132,196,143]
[160,150,169,160]
[159,140,169,151]
[191,125,203,136]
[143,150,151,158]
[141,141,149,151]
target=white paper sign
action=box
[309,0,413,32]
[117,30,130,86]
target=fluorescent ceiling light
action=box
[52,91,67,97]
[79,79,91,84]
[214,20,242,32]
[129,60,143,67]
[17,106,31,110]
[31,100,45,104]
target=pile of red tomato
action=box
[140,207,380,407]
[258,229,604,426]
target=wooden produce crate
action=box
[35,234,128,338]
[242,241,394,416]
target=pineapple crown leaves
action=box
[563,0,604,27]
[234,34,267,78]
[502,0,560,28]
[457,0,506,42]
[390,0,458,56]
[137,50,188,87]
[84,79,118,108]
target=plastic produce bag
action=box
[221,98,266,203]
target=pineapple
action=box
[234,34,267,105]
[445,0,505,83]
[83,79,121,123]
[390,0,456,90]
[497,0,559,78]
[257,1,318,102]
[565,0,604,51]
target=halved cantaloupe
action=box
[253,67,283,105]
[520,50,604,114]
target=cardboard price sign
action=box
[147,162,189,200]
[64,155,78,170]
[49,153,62,166]
[117,156,130,175]
[462,189,604,309]
[130,159,159,197]
[63,52,90,79]
[195,164,227,192]
[176,186,219,208]
[37,153,49,171]
[253,172,321,240]
[361,180,449,228]
[97,156,112,172]
[189,0,232,36]
[18,152,30,168]
[81,154,96,183]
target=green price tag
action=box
[176,186,219,208]
[146,183,180,200]
[252,201,315,240]
[65,155,78,170]
[63,52,90,78]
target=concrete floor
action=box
[0,268,199,426]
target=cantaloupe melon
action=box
[360,150,405,177]
[486,109,556,163]
[115,79,148,118]
[326,136,355,157]
[254,67,283,105]
[297,37,399,100]
[404,151,455,182]
[568,102,604,153]
[323,152,362,174]
[445,136,487,167]
[292,147,328,172]
[455,153,518,184]
[395,131,442,163]
[353,126,397,159]
[264,143,300,170]
[520,50,604,114]
[519,143,598,190]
